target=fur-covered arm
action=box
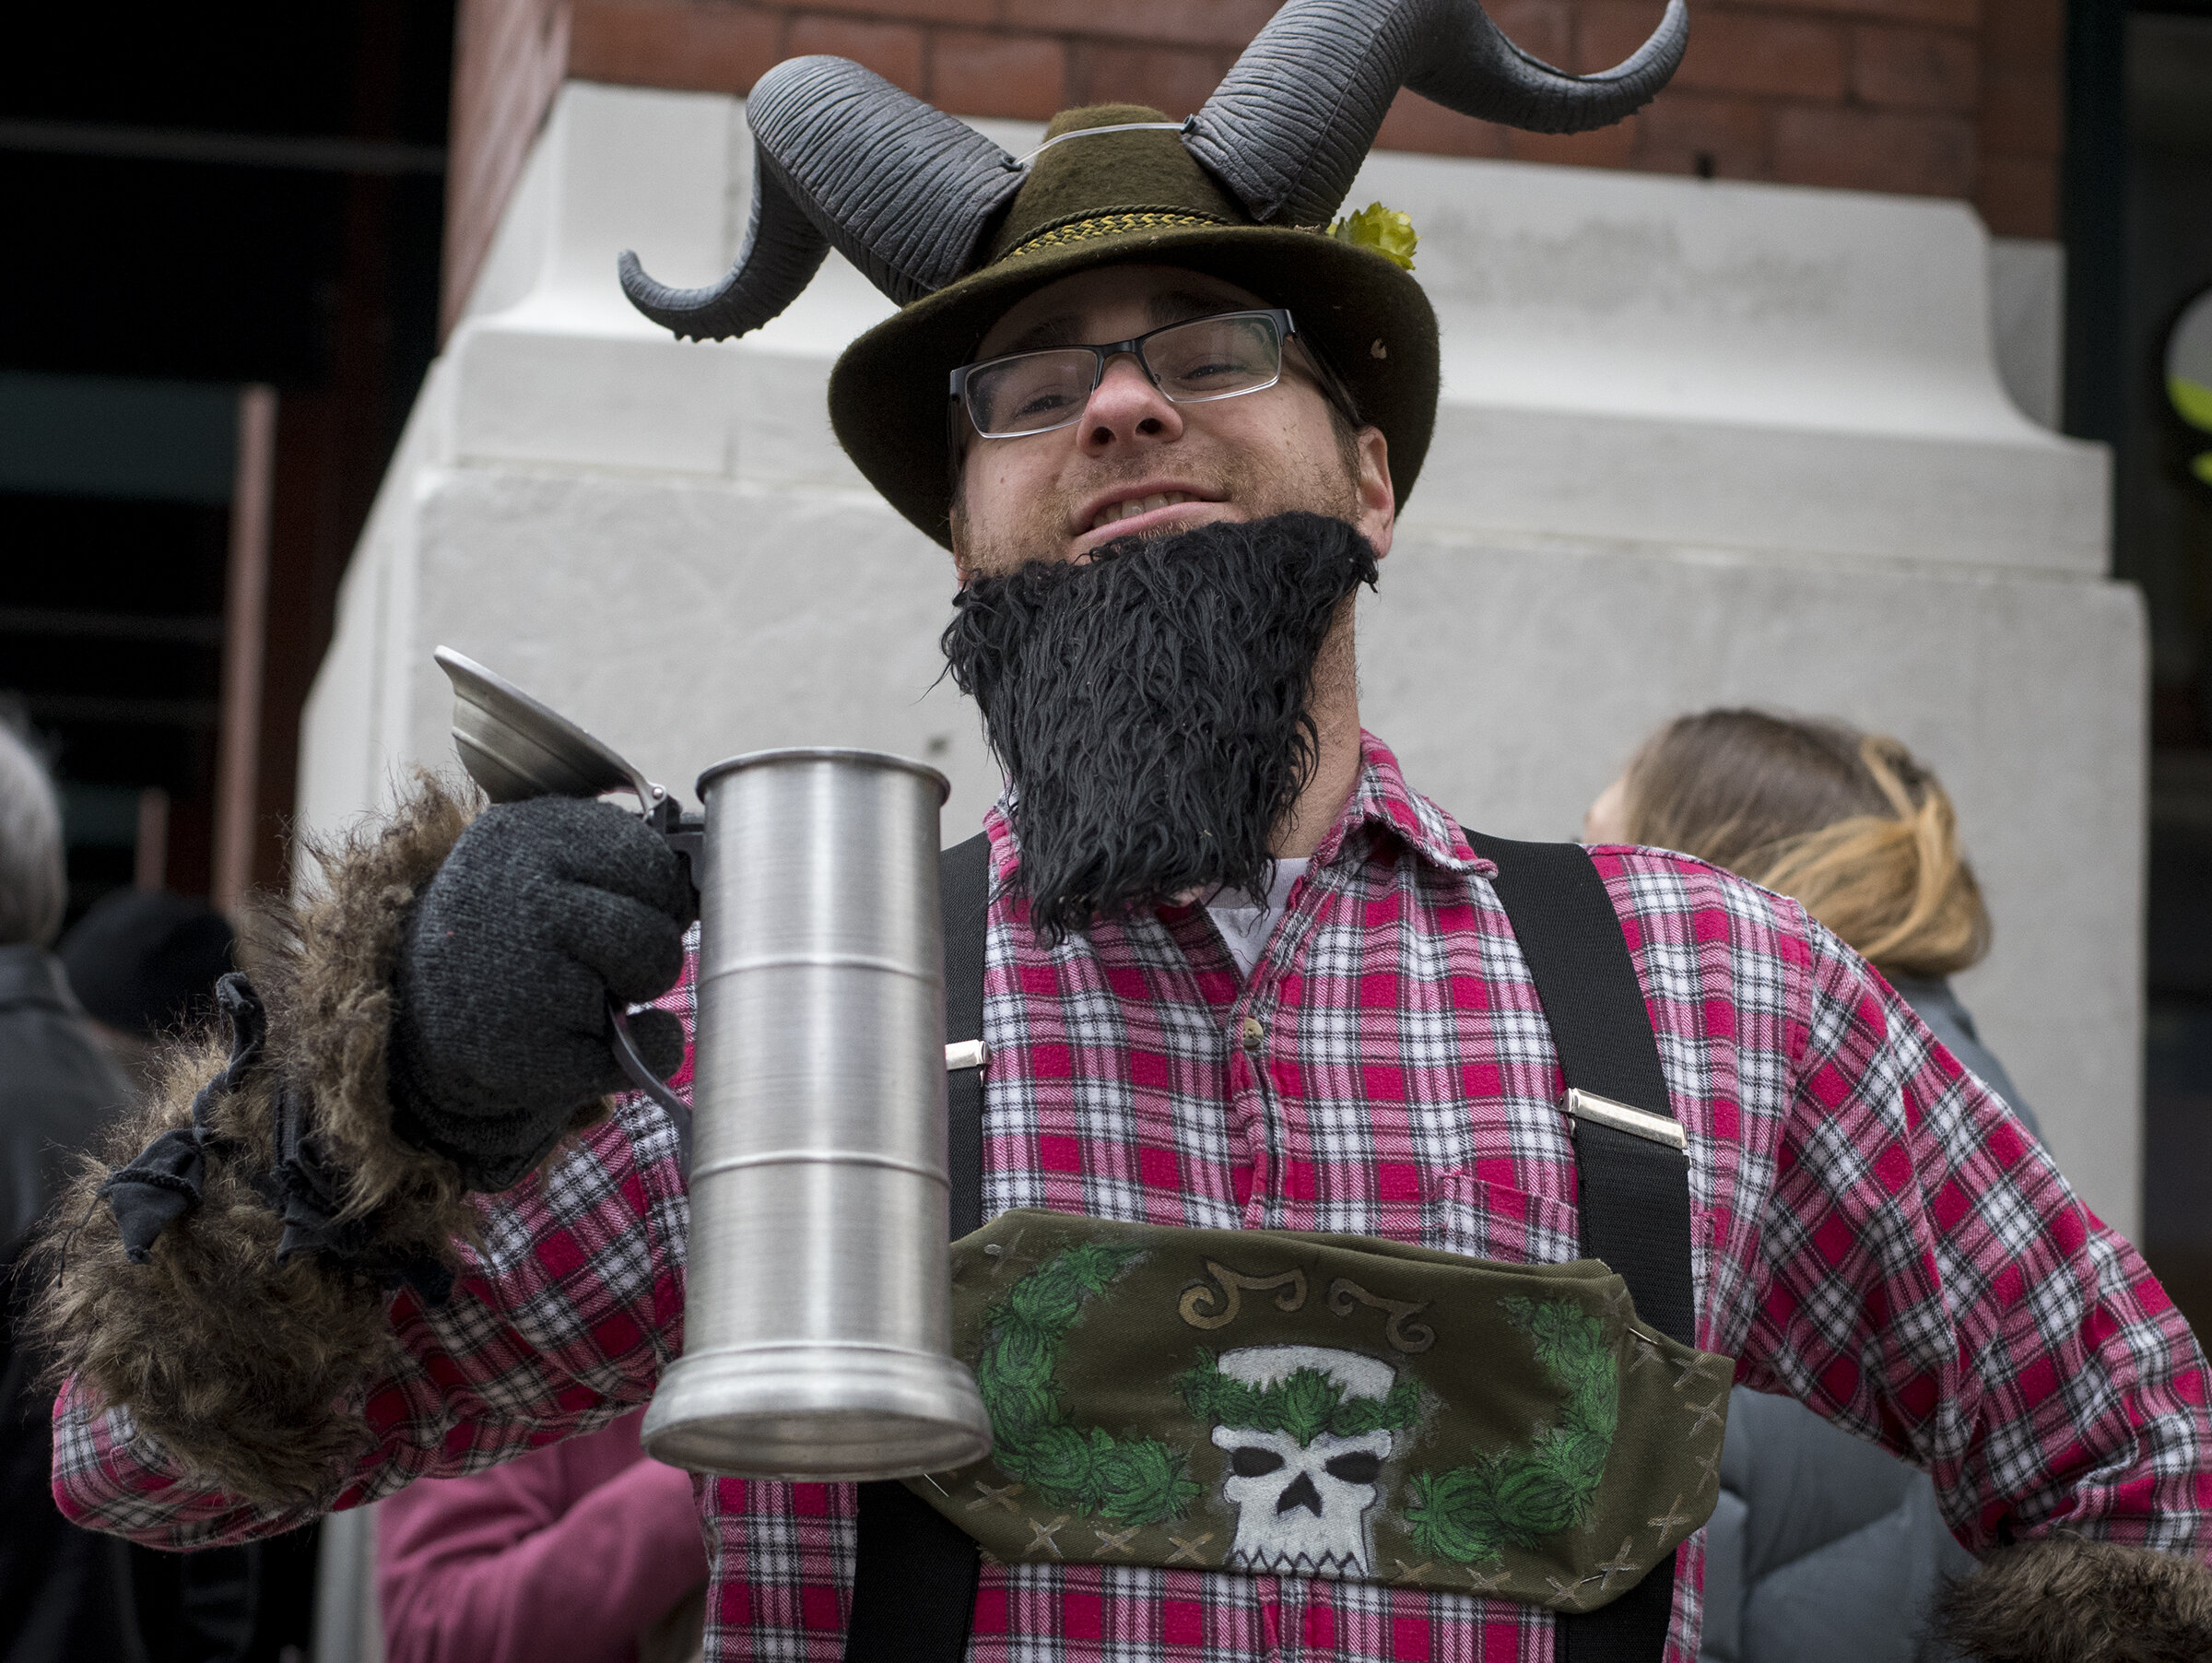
[30,776,665,1532]
[1933,1537,2212,1662]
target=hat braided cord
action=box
[1002,207,1239,263]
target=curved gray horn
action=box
[1186,0,1688,227]
[620,55,1026,339]
[620,156,830,342]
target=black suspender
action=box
[845,836,994,1663]
[847,831,1689,1662]
[1464,835,1694,1350]
[940,832,993,1244]
[1464,834,1690,1663]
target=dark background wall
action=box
[2107,1,2212,1349]
[0,1,453,918]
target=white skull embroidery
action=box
[1207,1344,1399,1577]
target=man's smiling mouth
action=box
[1089,490,1199,532]
[1079,486,1239,533]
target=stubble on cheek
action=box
[952,448,1057,577]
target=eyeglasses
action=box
[950,308,1342,440]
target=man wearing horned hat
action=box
[32,2,2212,1658]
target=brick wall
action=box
[442,0,2065,335]
[446,0,574,335]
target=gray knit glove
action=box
[386,796,695,1190]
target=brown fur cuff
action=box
[250,772,482,1248]
[1933,1537,2212,1663]
[31,773,488,1506]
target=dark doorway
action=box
[2079,0,2212,1340]
[1,1,453,924]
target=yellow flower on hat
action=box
[1327,202,1418,272]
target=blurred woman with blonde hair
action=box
[1585,708,2036,1663]
[1586,707,2030,1133]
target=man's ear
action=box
[1356,426,1394,560]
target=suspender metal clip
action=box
[1564,1087,1687,1150]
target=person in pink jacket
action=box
[377,1409,708,1663]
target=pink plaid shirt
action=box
[53,734,2212,1661]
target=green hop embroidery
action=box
[972,1244,1202,1527]
[1400,1296,1618,1564]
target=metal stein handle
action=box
[606,803,704,1167]
[609,1000,692,1168]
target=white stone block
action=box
[1410,402,2106,572]
[1345,149,2107,571]
[1989,238,2065,430]
[452,327,743,476]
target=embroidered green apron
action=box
[905,1209,1732,1612]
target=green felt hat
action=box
[827,105,1440,547]
[618,3,1689,548]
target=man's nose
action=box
[1078,352,1182,453]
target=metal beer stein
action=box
[434,648,993,1480]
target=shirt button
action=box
[1239,1016,1265,1050]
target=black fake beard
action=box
[941,512,1381,945]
